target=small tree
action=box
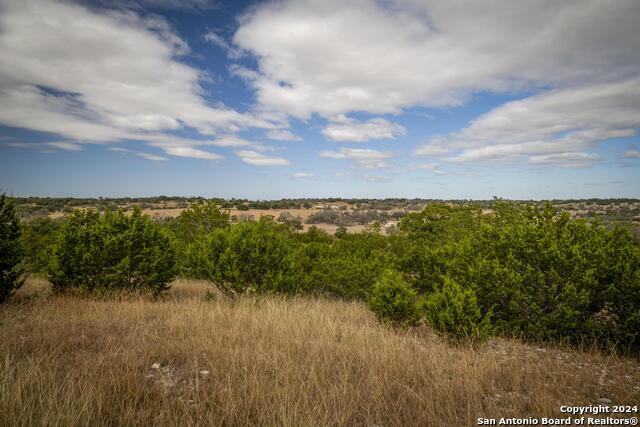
[20,217,61,274]
[277,211,304,232]
[0,194,24,302]
[176,200,230,241]
[197,217,298,296]
[368,270,419,325]
[419,276,492,341]
[49,207,177,295]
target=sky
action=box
[0,0,639,199]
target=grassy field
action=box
[1,278,638,426]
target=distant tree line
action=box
[306,209,405,225]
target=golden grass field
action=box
[1,277,638,426]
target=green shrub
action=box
[175,200,230,241]
[419,276,492,341]
[0,194,24,302]
[49,207,176,295]
[172,200,230,275]
[397,202,640,352]
[368,270,419,325]
[20,217,61,274]
[192,217,298,295]
[291,233,395,300]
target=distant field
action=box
[141,207,319,220]
[1,278,638,426]
[50,206,382,234]
[19,197,640,239]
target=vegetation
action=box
[419,276,492,341]
[48,207,177,295]
[1,278,637,426]
[4,198,640,353]
[176,200,639,352]
[19,217,61,274]
[185,217,298,295]
[0,194,24,302]
[368,270,419,325]
[1,196,639,424]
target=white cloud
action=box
[623,149,640,159]
[108,145,168,161]
[160,146,224,161]
[235,150,291,166]
[209,136,266,150]
[322,117,406,142]
[6,141,83,151]
[528,152,601,168]
[267,129,302,141]
[234,0,640,119]
[108,147,131,153]
[0,0,276,157]
[417,79,640,165]
[45,141,83,151]
[203,30,230,50]
[99,0,218,10]
[293,172,314,178]
[320,147,395,169]
[319,150,347,159]
[136,152,169,162]
[414,143,451,157]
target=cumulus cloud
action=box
[235,150,291,166]
[322,117,406,142]
[207,136,270,151]
[414,143,451,157]
[234,0,640,119]
[417,79,640,165]
[267,129,302,141]
[0,0,275,161]
[320,147,395,169]
[160,146,224,161]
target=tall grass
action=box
[1,278,638,426]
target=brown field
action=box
[1,277,638,426]
[140,207,369,234]
[140,207,325,220]
[50,206,373,235]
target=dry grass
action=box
[1,278,638,426]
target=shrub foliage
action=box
[49,207,176,295]
[419,276,492,341]
[0,194,24,302]
[12,197,640,353]
[368,270,419,325]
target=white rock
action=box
[598,398,612,404]
[151,363,161,370]
[199,370,210,376]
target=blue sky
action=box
[1,0,639,199]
